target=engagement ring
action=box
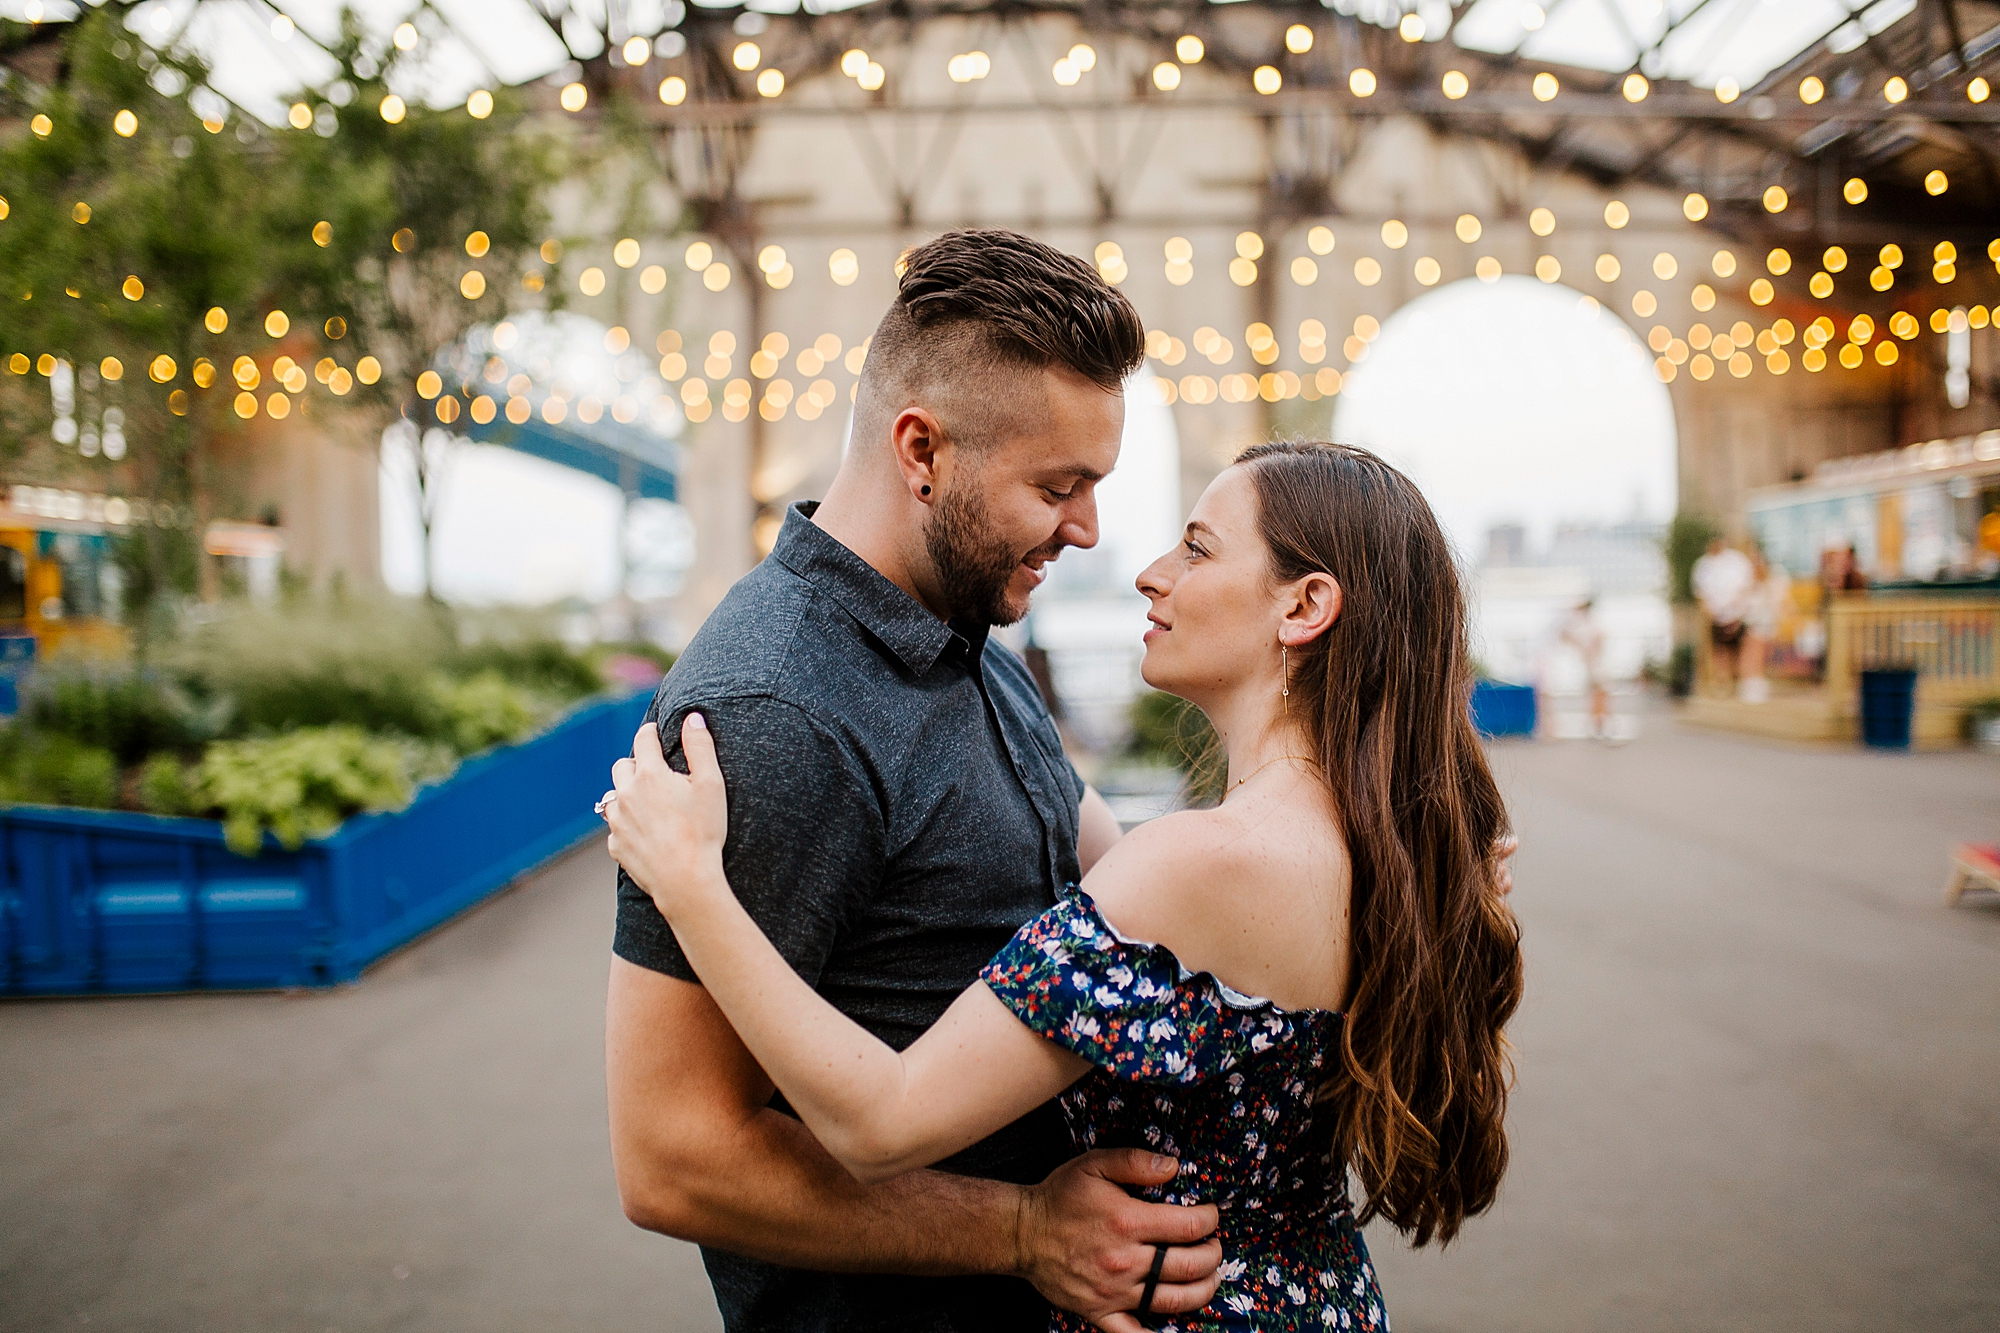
[594,793,617,819]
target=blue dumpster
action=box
[0,634,34,717]
[1470,680,1537,738]
[1859,668,1917,750]
[0,690,650,995]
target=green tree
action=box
[0,8,558,610]
[0,12,285,619]
[262,12,556,598]
[1663,511,1720,605]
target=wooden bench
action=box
[1945,843,2000,906]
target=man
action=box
[606,230,1223,1332]
[1692,536,1755,694]
[1557,596,1610,739]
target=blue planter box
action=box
[0,691,650,996]
[1470,680,1537,738]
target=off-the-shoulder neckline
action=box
[1061,883,1345,1020]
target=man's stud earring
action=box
[921,485,931,497]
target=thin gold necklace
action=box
[1225,754,1317,797]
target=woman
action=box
[607,442,1523,1332]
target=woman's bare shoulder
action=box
[1080,807,1260,954]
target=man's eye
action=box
[1184,540,1206,558]
[1046,487,1075,501]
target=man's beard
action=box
[924,483,1056,627]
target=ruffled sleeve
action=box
[979,886,1307,1085]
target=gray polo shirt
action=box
[615,501,1083,1333]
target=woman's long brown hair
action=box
[1237,441,1523,1248]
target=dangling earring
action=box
[1281,643,1290,714]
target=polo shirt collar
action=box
[772,501,971,676]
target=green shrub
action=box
[192,727,453,856]
[21,667,227,764]
[1127,691,1224,806]
[585,640,676,679]
[0,732,119,809]
[452,638,602,702]
[137,753,196,816]
[159,600,458,741]
[1129,691,1215,768]
[431,670,546,755]
[1664,512,1721,606]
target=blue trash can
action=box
[1470,680,1537,738]
[1859,668,1917,749]
[0,634,34,718]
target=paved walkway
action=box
[4,719,1997,1332]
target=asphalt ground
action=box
[4,717,1997,1332]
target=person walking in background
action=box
[1692,537,1756,698]
[1806,544,1868,682]
[1740,550,1792,703]
[1558,597,1611,738]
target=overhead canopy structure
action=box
[94,0,2000,237]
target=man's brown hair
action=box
[855,228,1145,450]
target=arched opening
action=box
[1333,276,1678,696]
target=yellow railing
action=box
[1824,593,2000,709]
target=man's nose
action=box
[1060,494,1100,551]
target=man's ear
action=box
[890,407,950,502]
[1278,573,1342,647]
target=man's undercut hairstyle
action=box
[857,228,1146,451]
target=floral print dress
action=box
[980,885,1387,1333]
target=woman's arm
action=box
[607,717,1090,1185]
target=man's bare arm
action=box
[1078,785,1123,874]
[605,958,1223,1322]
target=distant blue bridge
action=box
[462,411,677,502]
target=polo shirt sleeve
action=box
[613,693,885,987]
